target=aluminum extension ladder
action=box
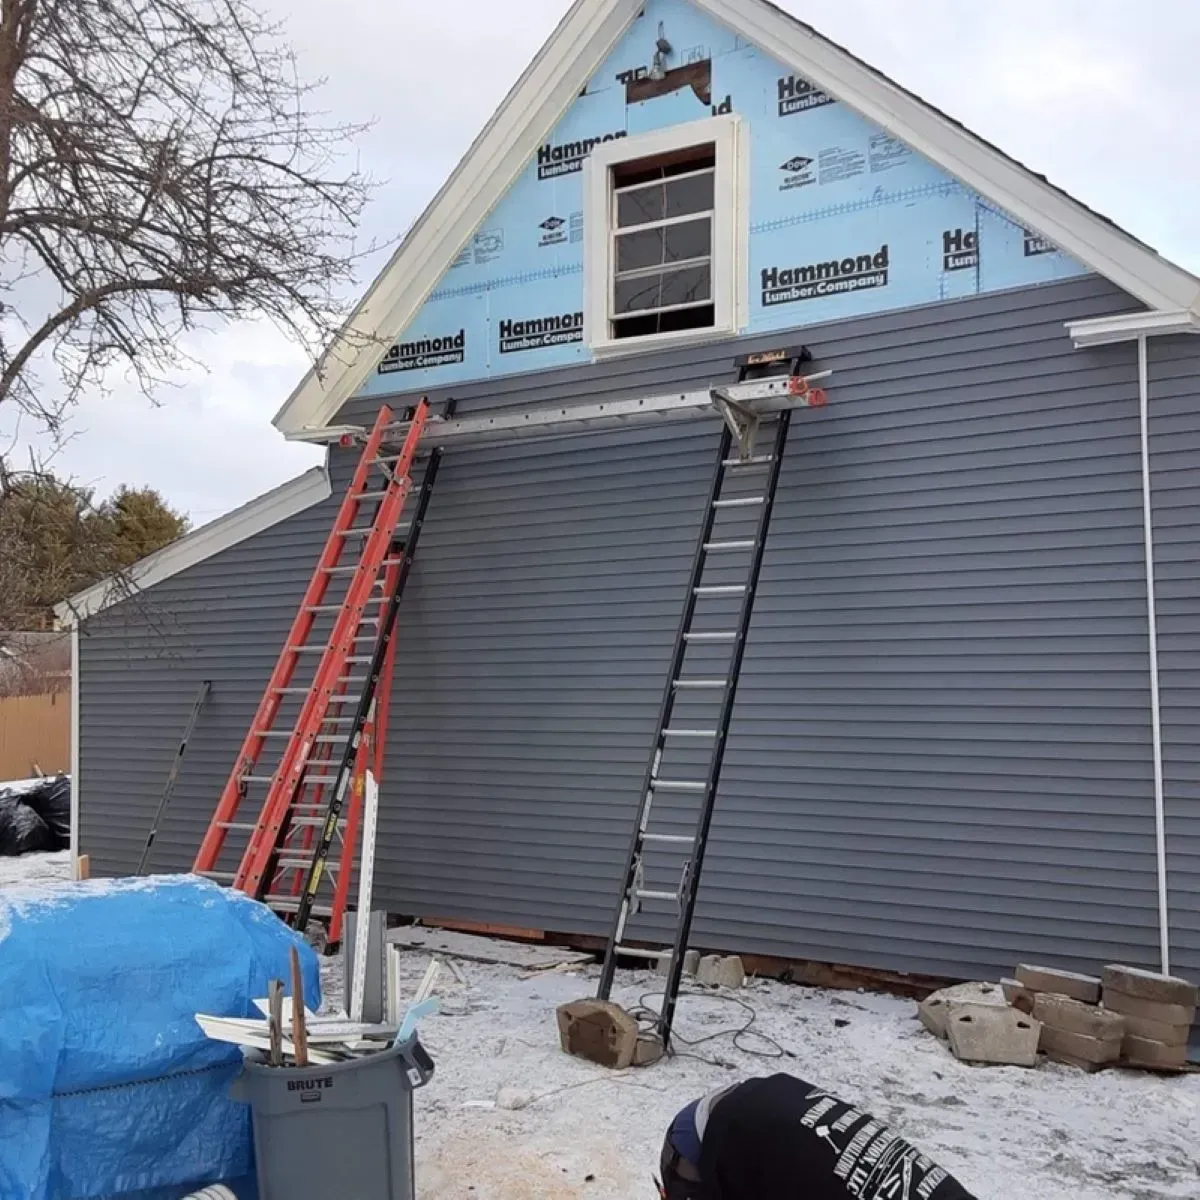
[193,401,440,943]
[596,347,828,1048]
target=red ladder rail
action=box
[193,405,402,875]
[235,401,430,899]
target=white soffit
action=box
[273,0,1200,438]
[1066,310,1200,348]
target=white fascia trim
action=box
[696,0,1200,317]
[55,465,331,626]
[69,623,80,873]
[273,0,644,437]
[1066,310,1200,348]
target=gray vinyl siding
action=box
[1148,335,1200,988]
[78,274,1175,982]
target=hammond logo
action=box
[761,245,890,307]
[779,154,815,191]
[378,330,466,374]
[498,311,584,354]
[943,228,979,272]
[287,1076,333,1103]
[777,74,834,117]
[1023,229,1055,257]
[537,131,627,180]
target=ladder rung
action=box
[663,728,717,739]
[322,560,402,576]
[275,856,337,872]
[673,678,727,690]
[642,833,695,845]
[652,779,707,793]
[712,496,764,509]
[216,822,257,832]
[722,454,774,467]
[683,631,737,643]
[265,896,334,917]
[694,585,746,597]
[613,945,665,961]
[349,491,387,501]
[305,599,386,613]
[635,889,679,902]
[704,540,756,552]
[242,773,341,785]
[197,870,235,882]
[291,815,347,828]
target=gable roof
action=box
[274,0,1200,438]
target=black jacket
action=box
[695,1074,977,1200]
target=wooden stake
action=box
[290,946,309,1067]
[267,980,284,1067]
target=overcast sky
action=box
[6,0,1198,526]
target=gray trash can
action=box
[230,1035,435,1200]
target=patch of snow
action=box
[0,776,48,797]
[0,849,72,888]
[353,950,1200,1200]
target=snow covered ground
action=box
[355,949,1200,1200]
[4,845,1196,1199]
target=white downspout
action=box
[69,622,81,878]
[1138,334,1171,975]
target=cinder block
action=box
[1040,1025,1122,1067]
[683,949,701,977]
[918,983,1006,1040]
[695,955,723,986]
[556,999,639,1069]
[1033,993,1125,1040]
[1001,978,1036,1015]
[945,1002,1041,1068]
[1014,964,1101,1004]
[1122,1034,1190,1071]
[715,956,745,990]
[1102,965,1198,1010]
[1102,989,1195,1029]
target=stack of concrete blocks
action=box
[1102,964,1198,1073]
[918,982,1042,1068]
[1004,965,1120,1071]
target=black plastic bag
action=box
[0,793,54,856]
[20,775,70,849]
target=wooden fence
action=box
[0,691,70,780]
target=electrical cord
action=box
[629,986,796,1067]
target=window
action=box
[584,115,746,355]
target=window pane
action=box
[614,264,711,315]
[615,218,710,274]
[617,184,665,228]
[665,171,713,219]
[617,170,714,228]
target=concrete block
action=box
[1040,1025,1122,1067]
[1122,1034,1190,1071]
[918,983,1006,1040]
[945,1002,1041,1068]
[1101,989,1195,1029]
[1033,993,1125,1040]
[1001,978,1036,1015]
[634,1033,665,1067]
[683,949,701,978]
[715,956,745,990]
[1109,1011,1191,1044]
[695,955,723,986]
[1102,965,1198,1010]
[556,1000,639,1069]
[1014,964,1101,1004]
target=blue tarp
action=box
[0,874,321,1200]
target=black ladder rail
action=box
[273,447,444,931]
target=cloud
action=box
[6,0,1197,527]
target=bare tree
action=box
[0,0,371,443]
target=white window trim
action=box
[583,113,748,358]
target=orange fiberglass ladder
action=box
[193,400,439,943]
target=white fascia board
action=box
[55,465,331,626]
[1066,310,1200,348]
[273,0,643,438]
[698,0,1200,316]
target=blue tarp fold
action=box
[0,874,320,1199]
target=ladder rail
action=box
[597,423,734,1000]
[291,446,444,931]
[194,405,396,873]
[236,402,431,897]
[657,410,793,1043]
